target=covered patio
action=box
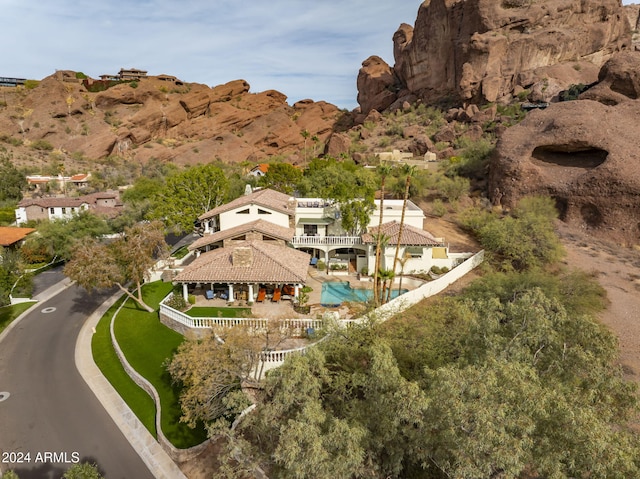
[173,240,311,306]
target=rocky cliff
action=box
[0,72,345,167]
[358,0,635,113]
[489,50,640,244]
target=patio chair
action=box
[205,290,215,300]
[310,257,318,266]
[256,288,266,302]
[272,288,281,302]
[219,292,229,301]
[283,285,295,296]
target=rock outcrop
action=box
[489,52,640,243]
[358,0,633,113]
[0,73,344,167]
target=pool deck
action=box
[191,267,418,321]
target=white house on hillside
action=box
[173,188,463,302]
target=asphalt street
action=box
[0,282,155,479]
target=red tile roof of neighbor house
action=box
[252,163,269,174]
[175,241,310,284]
[362,221,442,246]
[189,219,294,251]
[0,227,36,246]
[18,197,88,208]
[198,188,294,220]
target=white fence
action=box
[359,250,485,323]
[159,297,323,331]
[292,236,363,246]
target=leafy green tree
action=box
[21,210,112,262]
[149,163,228,233]
[64,220,168,311]
[0,154,27,203]
[258,162,303,195]
[63,463,104,479]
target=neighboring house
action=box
[0,226,36,250]
[15,197,90,224]
[118,68,147,81]
[15,191,122,225]
[248,163,270,177]
[26,173,91,192]
[177,187,460,300]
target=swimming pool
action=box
[321,281,407,306]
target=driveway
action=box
[0,284,154,479]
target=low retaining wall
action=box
[109,300,212,463]
[361,250,485,323]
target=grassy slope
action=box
[93,282,207,448]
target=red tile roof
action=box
[189,219,294,251]
[199,188,294,220]
[362,221,441,246]
[175,241,310,284]
[0,227,36,246]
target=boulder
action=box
[580,50,640,105]
[489,99,640,243]
[357,56,398,114]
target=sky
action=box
[1,1,421,110]
[2,1,637,110]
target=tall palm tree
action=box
[373,163,392,306]
[390,165,416,295]
[300,129,310,164]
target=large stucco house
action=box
[173,187,460,303]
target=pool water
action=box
[321,281,407,306]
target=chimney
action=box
[232,247,253,267]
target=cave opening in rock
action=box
[531,146,608,168]
[581,203,604,228]
[553,196,568,221]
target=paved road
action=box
[0,284,154,479]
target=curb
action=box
[75,292,187,479]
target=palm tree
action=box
[390,165,416,286]
[373,163,393,306]
[388,251,411,303]
[300,129,310,163]
[379,268,395,305]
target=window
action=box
[304,224,318,236]
[236,208,250,214]
[71,208,75,212]
[406,246,423,258]
[62,207,66,214]
[257,208,271,215]
[50,207,55,214]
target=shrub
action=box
[165,293,188,311]
[431,199,447,217]
[188,294,196,305]
[24,80,40,89]
[431,266,442,275]
[317,260,326,271]
[360,266,369,276]
[29,139,54,151]
[129,81,138,89]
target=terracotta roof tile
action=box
[189,219,294,251]
[18,197,88,208]
[175,241,310,284]
[199,188,294,220]
[0,227,36,246]
[362,221,441,246]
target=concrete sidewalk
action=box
[75,291,188,479]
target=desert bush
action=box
[165,293,188,311]
[29,139,53,151]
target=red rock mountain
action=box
[0,72,345,167]
[358,0,634,113]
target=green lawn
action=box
[0,302,36,334]
[92,297,157,437]
[186,306,252,318]
[93,282,207,448]
[113,282,208,448]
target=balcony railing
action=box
[292,236,362,246]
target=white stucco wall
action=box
[219,204,291,230]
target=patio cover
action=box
[174,240,310,285]
[297,217,333,225]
